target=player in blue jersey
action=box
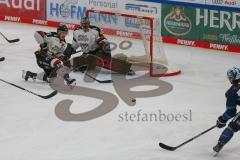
[213,67,240,153]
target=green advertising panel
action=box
[162,3,240,46]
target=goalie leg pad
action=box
[96,53,132,75]
[71,54,98,71]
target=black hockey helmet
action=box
[57,24,68,33]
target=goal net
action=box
[86,9,181,77]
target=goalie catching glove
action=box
[97,38,111,54]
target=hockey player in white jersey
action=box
[22,25,76,85]
[72,17,111,56]
[72,17,135,75]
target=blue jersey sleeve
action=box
[222,85,240,120]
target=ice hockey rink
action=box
[0,22,239,160]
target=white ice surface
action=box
[0,22,239,160]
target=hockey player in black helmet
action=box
[22,24,76,85]
[57,24,69,40]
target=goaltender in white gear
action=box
[72,25,100,53]
[72,17,110,54]
[71,17,135,75]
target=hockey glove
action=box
[40,43,48,52]
[63,43,76,60]
[216,116,227,128]
[98,39,111,54]
[51,58,63,68]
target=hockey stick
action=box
[71,65,113,84]
[85,73,113,83]
[159,125,217,151]
[0,57,5,61]
[0,32,20,43]
[0,78,58,99]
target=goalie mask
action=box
[81,16,90,30]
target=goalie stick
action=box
[0,78,58,99]
[74,69,113,84]
[159,125,216,151]
[0,32,20,43]
[71,64,113,84]
[0,57,5,61]
[85,73,113,84]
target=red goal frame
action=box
[86,9,181,77]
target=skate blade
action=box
[212,151,219,157]
[66,81,76,90]
[22,70,26,79]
